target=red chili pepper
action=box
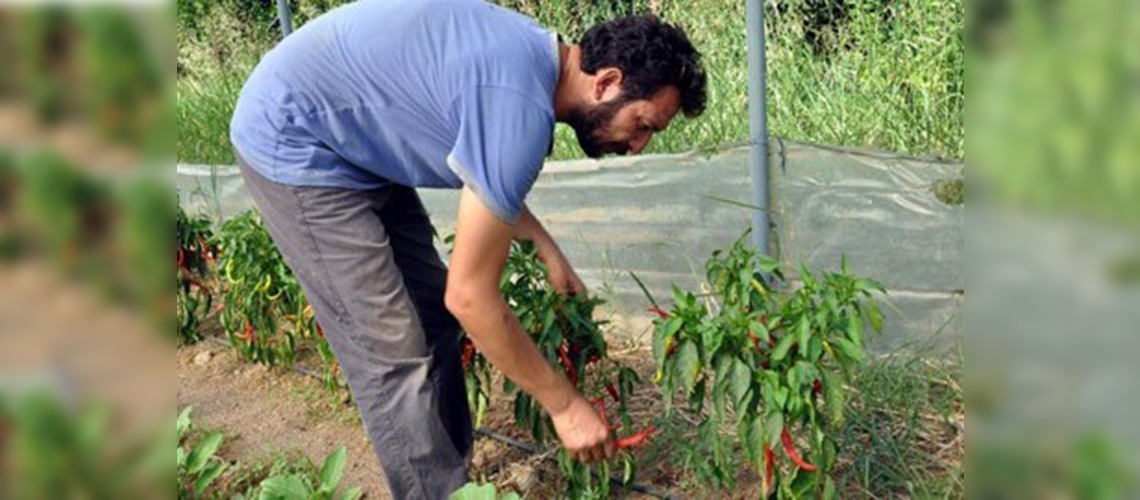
[780,427,818,471]
[177,248,185,270]
[238,321,255,342]
[812,379,822,395]
[315,322,325,339]
[592,398,615,431]
[748,331,762,351]
[558,344,578,385]
[460,340,474,370]
[615,425,656,449]
[648,306,670,318]
[764,444,775,495]
[605,382,620,402]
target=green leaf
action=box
[176,446,186,469]
[808,335,822,361]
[750,319,770,344]
[797,317,811,348]
[821,370,846,428]
[796,362,820,390]
[744,414,766,466]
[771,333,796,362]
[713,354,732,419]
[865,300,884,333]
[856,277,886,294]
[541,311,557,342]
[623,455,634,484]
[194,462,227,496]
[774,385,790,410]
[340,486,363,500]
[823,476,838,500]
[832,338,864,362]
[766,412,785,447]
[318,447,347,494]
[675,340,700,398]
[689,378,707,414]
[177,406,193,439]
[730,358,752,413]
[845,309,863,346]
[700,323,723,366]
[618,367,640,405]
[259,474,312,499]
[449,482,498,500]
[513,396,526,430]
[186,431,224,474]
[758,255,780,275]
[791,468,821,497]
[652,317,682,363]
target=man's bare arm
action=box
[445,188,611,462]
[445,190,573,412]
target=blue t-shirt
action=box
[230,0,559,222]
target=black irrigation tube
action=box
[200,335,673,499]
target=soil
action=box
[174,331,722,499]
[177,340,392,498]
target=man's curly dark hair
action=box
[579,14,708,118]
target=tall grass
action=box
[177,6,276,165]
[176,0,964,164]
[837,351,964,497]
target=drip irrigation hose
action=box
[199,335,673,499]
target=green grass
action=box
[932,177,965,205]
[176,0,964,165]
[836,349,964,497]
[177,6,275,165]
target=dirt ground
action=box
[177,340,392,497]
[175,336,688,499]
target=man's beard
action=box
[566,96,631,159]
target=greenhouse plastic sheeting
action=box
[177,140,964,352]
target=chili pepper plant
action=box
[454,240,648,498]
[213,210,340,389]
[176,204,216,344]
[642,232,885,498]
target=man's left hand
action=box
[543,249,587,297]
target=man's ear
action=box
[593,67,624,103]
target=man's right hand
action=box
[550,393,615,463]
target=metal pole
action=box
[746,0,770,254]
[276,0,294,37]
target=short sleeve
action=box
[446,86,554,223]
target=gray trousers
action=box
[239,159,472,499]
